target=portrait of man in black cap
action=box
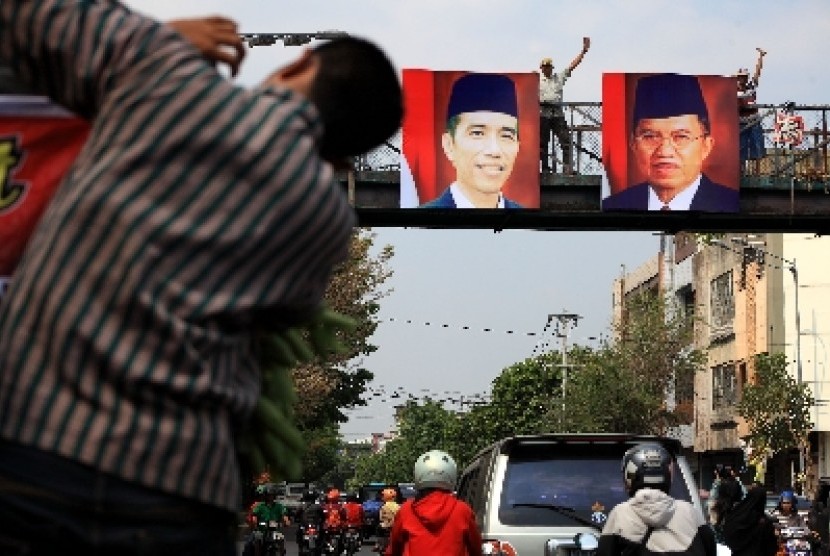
[420,73,523,208]
[602,73,739,212]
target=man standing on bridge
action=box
[539,37,591,174]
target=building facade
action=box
[614,232,830,495]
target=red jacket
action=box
[385,490,482,556]
[343,501,365,528]
[322,502,345,531]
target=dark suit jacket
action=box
[601,174,739,212]
[420,186,523,209]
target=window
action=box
[712,363,738,408]
[710,271,735,339]
[497,444,691,526]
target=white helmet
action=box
[413,450,457,491]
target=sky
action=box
[124,0,830,438]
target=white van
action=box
[456,433,703,555]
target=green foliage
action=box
[738,352,814,460]
[486,352,564,436]
[254,229,394,485]
[551,294,703,435]
[694,233,726,246]
[351,400,466,485]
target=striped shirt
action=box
[0,0,355,512]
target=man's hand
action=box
[583,37,591,52]
[168,16,246,78]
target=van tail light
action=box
[482,539,517,556]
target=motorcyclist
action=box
[771,490,821,553]
[375,487,400,552]
[385,450,482,556]
[245,485,290,556]
[343,493,365,529]
[596,443,716,555]
[321,488,346,553]
[771,490,807,529]
[342,493,365,553]
[297,489,324,553]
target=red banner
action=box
[0,96,89,287]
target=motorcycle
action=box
[319,528,342,555]
[298,522,322,556]
[375,526,391,554]
[779,526,814,556]
[341,526,362,556]
[259,520,286,556]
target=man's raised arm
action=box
[567,36,591,73]
[0,1,167,118]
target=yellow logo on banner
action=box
[0,138,25,212]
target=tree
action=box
[475,353,562,436]
[557,294,705,434]
[738,352,814,487]
[255,228,394,484]
[294,228,394,428]
[349,292,705,481]
[351,400,464,485]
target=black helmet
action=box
[622,443,673,496]
[302,489,319,503]
[714,464,734,480]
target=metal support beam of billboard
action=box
[239,30,349,48]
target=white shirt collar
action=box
[449,182,505,208]
[647,175,702,211]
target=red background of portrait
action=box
[602,73,739,198]
[402,69,540,208]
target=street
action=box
[237,527,380,556]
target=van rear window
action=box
[498,444,691,526]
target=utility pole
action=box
[548,311,582,423]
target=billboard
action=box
[601,73,739,212]
[401,69,540,209]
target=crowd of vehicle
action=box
[240,480,416,555]
[241,436,830,556]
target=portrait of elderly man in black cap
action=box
[602,73,739,212]
[420,73,523,208]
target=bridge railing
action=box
[356,102,830,189]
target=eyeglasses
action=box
[634,131,706,150]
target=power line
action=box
[385,317,544,337]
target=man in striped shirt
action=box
[0,1,402,554]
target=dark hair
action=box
[714,476,744,525]
[309,36,403,160]
[715,464,734,480]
